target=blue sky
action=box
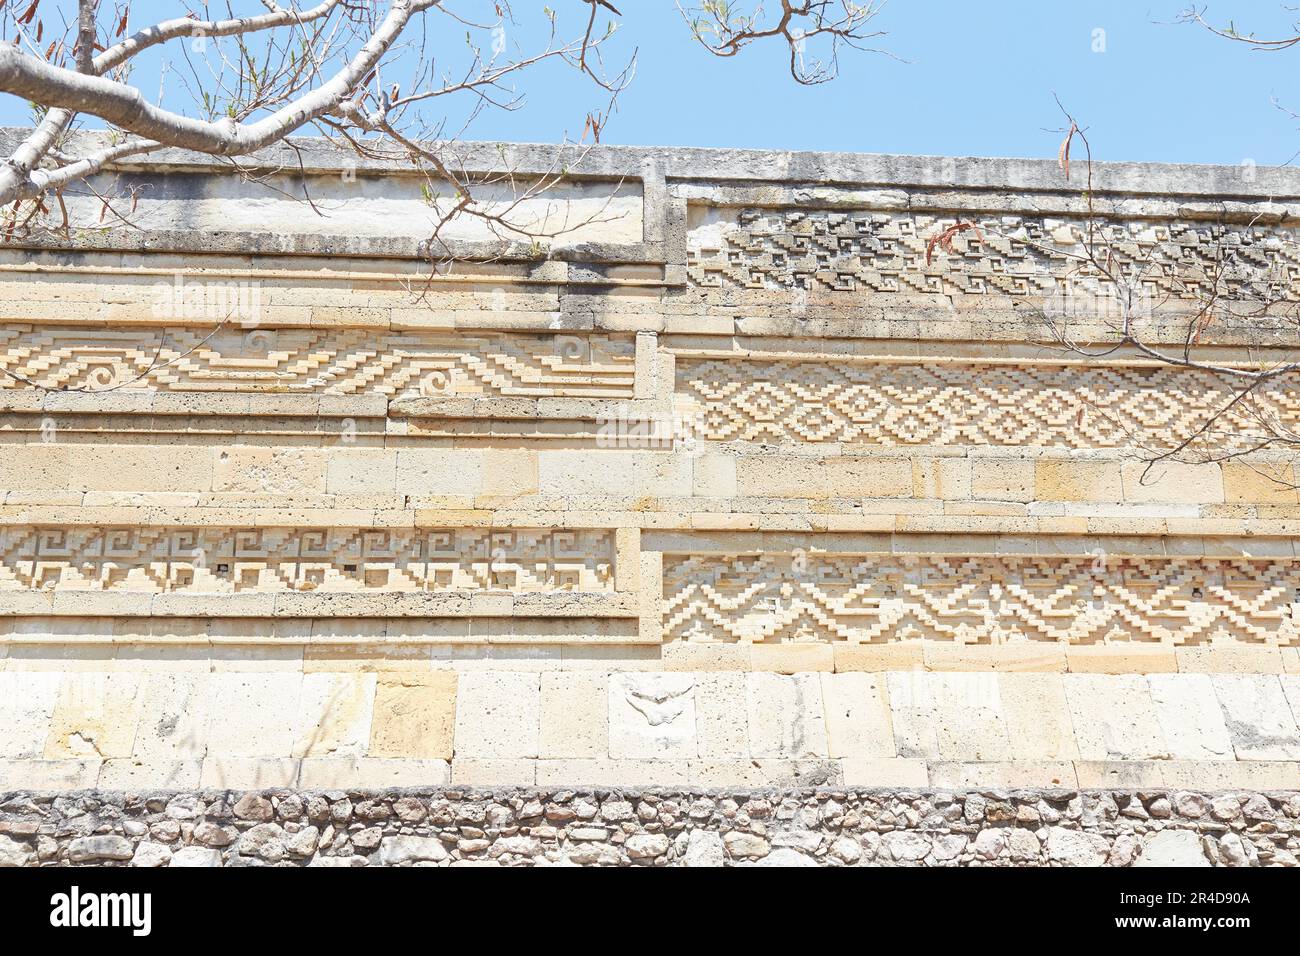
[3,1,1298,166]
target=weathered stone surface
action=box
[67,835,135,862]
[609,673,697,759]
[1135,829,1210,867]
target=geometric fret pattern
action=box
[677,359,1299,447]
[0,527,614,593]
[663,553,1300,645]
[0,327,634,398]
[687,208,1300,301]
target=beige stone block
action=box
[326,448,397,494]
[299,757,450,788]
[609,672,697,759]
[911,458,971,500]
[395,449,484,496]
[749,642,834,673]
[1121,462,1223,504]
[480,449,538,499]
[291,673,376,758]
[0,672,61,759]
[213,447,327,494]
[735,455,911,499]
[693,672,749,758]
[661,641,750,671]
[922,643,1066,673]
[1159,760,1300,790]
[98,759,201,790]
[887,671,1009,761]
[1073,761,1165,789]
[929,761,1078,789]
[539,672,607,759]
[746,673,828,758]
[833,642,924,672]
[1221,462,1298,504]
[368,671,457,760]
[450,759,537,785]
[1035,460,1123,503]
[1148,673,1234,760]
[1283,647,1300,675]
[132,674,212,761]
[535,758,688,787]
[820,672,894,759]
[1064,675,1169,760]
[693,454,737,498]
[199,757,300,788]
[1066,644,1177,673]
[537,450,693,497]
[453,671,540,759]
[1000,674,1079,760]
[1176,645,1283,674]
[1214,674,1300,760]
[205,673,302,758]
[971,459,1035,502]
[840,757,929,787]
[44,673,143,760]
[688,759,842,788]
[0,758,101,791]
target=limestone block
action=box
[205,673,303,758]
[0,758,101,790]
[833,642,924,672]
[688,759,841,788]
[539,672,608,759]
[750,643,834,673]
[1148,674,1234,760]
[368,671,457,760]
[1213,675,1300,760]
[453,671,541,759]
[395,449,484,495]
[1120,462,1223,504]
[1134,829,1211,867]
[928,762,1077,788]
[887,672,1009,761]
[910,458,971,500]
[299,757,449,788]
[840,757,929,787]
[450,759,537,785]
[1065,644,1177,674]
[43,673,143,760]
[609,673,697,759]
[971,459,1034,502]
[735,455,911,499]
[746,673,828,759]
[1073,761,1165,788]
[292,673,376,758]
[693,454,737,498]
[98,759,201,790]
[1176,645,1284,674]
[1034,460,1123,502]
[1159,761,1300,790]
[1221,462,1298,504]
[0,672,60,759]
[326,448,397,494]
[480,449,539,499]
[198,757,301,788]
[694,672,749,758]
[537,449,694,497]
[213,447,327,494]
[1064,675,1169,760]
[820,673,894,759]
[534,758,689,787]
[999,674,1079,760]
[132,674,212,761]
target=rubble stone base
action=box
[2,787,1297,867]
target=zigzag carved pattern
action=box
[0,327,634,397]
[677,358,1299,447]
[663,553,1300,645]
[0,527,614,593]
[687,209,1300,300]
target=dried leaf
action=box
[16,0,37,26]
[116,12,129,37]
[1058,121,1078,180]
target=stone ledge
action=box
[0,786,1295,867]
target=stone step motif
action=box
[664,553,1300,645]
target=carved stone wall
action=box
[1,139,1298,850]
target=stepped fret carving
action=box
[0,527,614,593]
[664,553,1300,645]
[677,358,1298,447]
[0,327,634,398]
[687,209,1300,300]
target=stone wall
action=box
[1,786,1294,867]
[0,136,1298,860]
